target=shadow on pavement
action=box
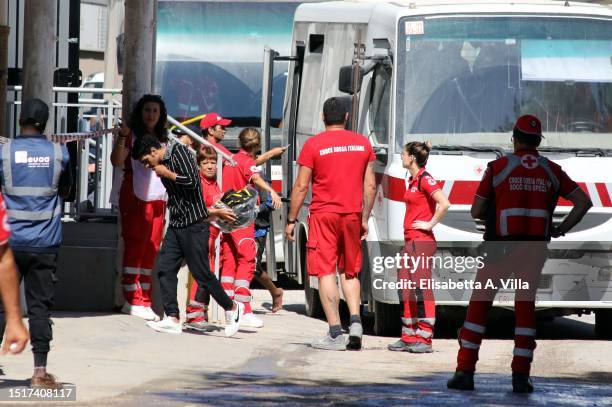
[117,371,612,406]
[51,311,119,319]
[261,302,306,315]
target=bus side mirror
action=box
[339,65,364,95]
[340,60,382,95]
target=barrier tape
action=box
[0,128,116,145]
[48,128,116,143]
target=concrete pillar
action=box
[0,0,9,137]
[121,0,166,316]
[122,0,156,124]
[22,0,56,131]
[105,0,125,310]
[103,0,124,94]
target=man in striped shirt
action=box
[131,134,244,336]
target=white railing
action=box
[6,88,235,242]
[7,86,122,218]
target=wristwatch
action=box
[287,218,297,225]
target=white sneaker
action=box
[146,316,182,334]
[121,303,160,321]
[241,312,264,328]
[224,301,244,337]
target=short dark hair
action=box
[513,129,542,148]
[19,98,49,133]
[198,146,217,165]
[323,97,348,126]
[131,133,162,161]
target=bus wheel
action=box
[595,309,612,340]
[373,300,400,337]
[304,272,323,318]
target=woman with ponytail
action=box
[388,141,450,353]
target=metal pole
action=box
[0,0,9,137]
[350,30,363,132]
[65,0,81,204]
[67,0,80,132]
[77,137,90,214]
[101,101,114,210]
[208,156,224,324]
[22,0,57,131]
[261,46,277,280]
[122,0,156,122]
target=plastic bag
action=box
[212,186,259,233]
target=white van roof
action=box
[294,0,612,23]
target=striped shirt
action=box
[160,141,209,228]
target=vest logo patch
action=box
[520,154,538,170]
[15,151,27,163]
[14,151,51,168]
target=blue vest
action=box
[0,135,69,251]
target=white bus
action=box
[261,0,612,338]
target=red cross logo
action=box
[475,165,484,175]
[521,154,538,169]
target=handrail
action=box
[11,101,121,109]
[166,115,236,166]
[8,86,122,94]
[169,113,207,130]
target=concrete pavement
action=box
[0,290,610,406]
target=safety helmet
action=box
[214,187,259,232]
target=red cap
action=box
[514,114,543,138]
[199,112,232,129]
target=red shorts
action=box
[307,212,362,279]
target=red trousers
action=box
[456,242,547,374]
[398,239,437,344]
[220,225,256,313]
[119,177,166,307]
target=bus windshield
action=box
[397,16,612,152]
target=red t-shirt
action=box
[200,173,222,207]
[403,167,441,240]
[0,193,10,245]
[200,173,222,239]
[297,130,375,214]
[222,149,260,192]
[209,140,233,165]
